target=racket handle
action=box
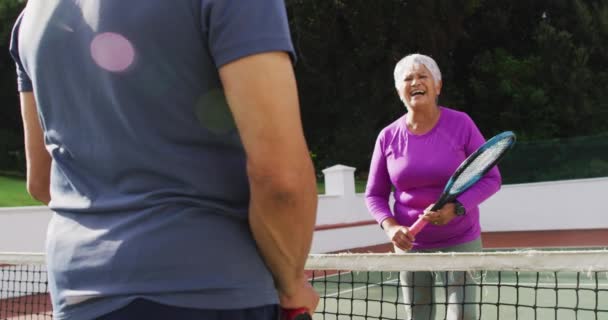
[409,216,429,236]
[282,308,311,320]
[409,198,448,236]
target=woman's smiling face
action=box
[400,63,442,110]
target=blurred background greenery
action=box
[1,0,607,206]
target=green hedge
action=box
[499,133,608,184]
[0,129,24,172]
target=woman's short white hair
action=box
[393,53,442,91]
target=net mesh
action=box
[1,250,607,320]
[0,254,50,320]
[306,250,608,320]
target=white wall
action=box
[311,166,608,252]
[479,178,608,232]
[1,165,607,254]
[0,206,51,252]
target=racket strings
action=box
[451,139,512,192]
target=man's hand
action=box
[279,275,319,318]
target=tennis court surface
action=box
[1,250,607,319]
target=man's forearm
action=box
[218,51,317,296]
[20,92,51,205]
[248,157,317,296]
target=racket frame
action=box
[409,131,516,235]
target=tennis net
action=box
[0,253,49,320]
[306,250,608,320]
[1,250,607,319]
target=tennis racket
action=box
[408,131,516,236]
[283,308,311,320]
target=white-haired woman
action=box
[365,53,502,319]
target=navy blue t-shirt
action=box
[10,1,295,319]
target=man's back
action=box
[14,0,292,212]
[11,1,299,319]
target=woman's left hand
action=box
[421,203,457,226]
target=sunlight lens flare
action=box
[90,32,135,73]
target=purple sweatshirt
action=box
[365,107,501,249]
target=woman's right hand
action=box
[382,218,414,251]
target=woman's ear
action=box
[436,80,443,96]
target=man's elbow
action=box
[247,161,316,199]
[27,180,50,204]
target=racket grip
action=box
[409,216,428,236]
[282,308,311,320]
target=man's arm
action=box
[20,92,51,205]
[219,51,318,311]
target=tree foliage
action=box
[1,0,607,180]
[286,0,608,174]
[0,0,25,172]
[287,0,483,171]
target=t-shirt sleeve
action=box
[201,0,296,68]
[9,11,33,92]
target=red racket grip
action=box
[408,216,428,236]
[282,308,311,320]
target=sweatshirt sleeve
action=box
[365,132,394,225]
[456,115,502,211]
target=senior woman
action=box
[364,53,502,320]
